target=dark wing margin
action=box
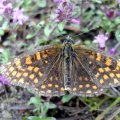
[74,45,120,89]
[0,45,64,96]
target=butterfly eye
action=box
[63,38,74,44]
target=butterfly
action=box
[1,38,120,97]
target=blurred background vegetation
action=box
[1,0,120,120]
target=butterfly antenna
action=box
[71,26,100,39]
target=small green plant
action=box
[27,96,56,120]
[0,49,10,64]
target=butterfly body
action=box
[1,38,120,97]
[62,40,74,90]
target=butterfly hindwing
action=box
[74,46,120,88]
[70,55,106,97]
[35,54,65,96]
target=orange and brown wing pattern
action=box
[1,42,120,97]
[0,45,64,94]
[70,55,106,97]
[74,46,120,88]
[35,55,65,96]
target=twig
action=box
[95,97,120,120]
[106,107,120,120]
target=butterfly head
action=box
[63,37,74,45]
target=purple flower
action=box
[106,8,115,19]
[93,33,108,48]
[71,18,80,24]
[109,48,116,55]
[55,1,73,21]
[0,0,13,15]
[117,11,120,16]
[4,3,13,14]
[12,8,28,25]
[0,1,5,14]
[0,74,10,85]
[53,0,63,3]
[117,0,120,4]
[0,0,28,26]
[53,1,80,24]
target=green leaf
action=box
[37,0,46,8]
[0,20,9,36]
[26,33,35,39]
[1,49,10,63]
[91,0,102,4]
[58,22,65,32]
[0,16,3,22]
[2,20,9,30]
[45,102,57,109]
[62,95,73,103]
[84,40,92,45]
[0,28,4,36]
[22,0,32,8]
[114,17,120,25]
[28,96,41,106]
[28,116,56,120]
[101,17,115,32]
[39,102,56,116]
[115,29,120,42]
[44,25,52,37]
[37,21,45,29]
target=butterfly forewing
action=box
[0,45,62,90]
[74,46,120,88]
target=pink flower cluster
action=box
[0,74,10,85]
[0,0,28,25]
[0,0,12,14]
[93,33,108,48]
[12,8,28,25]
[53,0,80,24]
[117,0,120,4]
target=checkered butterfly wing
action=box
[74,46,120,88]
[35,53,65,96]
[0,45,65,96]
[69,49,106,97]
